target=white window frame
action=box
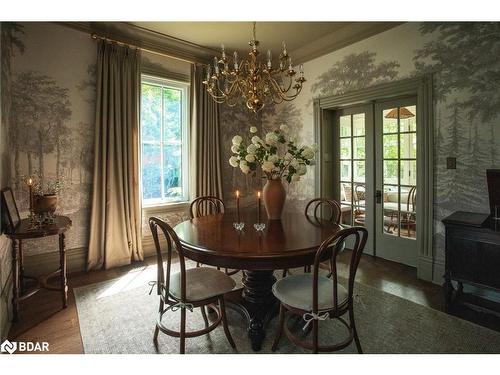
[140,74,190,208]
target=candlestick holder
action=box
[253,222,266,232]
[233,222,245,231]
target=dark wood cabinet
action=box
[442,211,500,312]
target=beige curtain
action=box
[191,64,223,199]
[87,40,143,270]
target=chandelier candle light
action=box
[202,22,306,112]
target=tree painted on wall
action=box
[415,22,500,163]
[1,22,25,189]
[262,102,303,141]
[437,101,463,209]
[311,51,400,97]
[75,122,94,184]
[262,102,312,203]
[75,64,96,186]
[77,63,97,104]
[416,23,500,119]
[415,22,500,218]
[219,103,263,203]
[10,71,72,183]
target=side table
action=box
[6,216,72,322]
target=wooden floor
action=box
[7,252,499,354]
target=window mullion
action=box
[160,87,165,201]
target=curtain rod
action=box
[91,33,200,65]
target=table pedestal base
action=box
[226,270,278,351]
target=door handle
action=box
[375,190,382,204]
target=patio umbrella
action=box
[384,107,415,119]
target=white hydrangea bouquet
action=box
[228,124,318,183]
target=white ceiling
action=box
[128,22,400,63]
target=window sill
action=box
[142,201,190,214]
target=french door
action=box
[333,98,419,266]
[374,98,418,266]
[334,105,374,255]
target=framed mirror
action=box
[1,187,21,231]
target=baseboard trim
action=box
[432,259,445,285]
[23,247,88,277]
[418,255,445,285]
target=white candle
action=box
[27,178,33,211]
[233,51,239,70]
[206,65,211,81]
[257,191,261,223]
[236,190,240,223]
[214,57,219,75]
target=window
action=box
[140,75,189,206]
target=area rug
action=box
[74,262,500,354]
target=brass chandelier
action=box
[202,22,306,113]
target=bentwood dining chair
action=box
[283,198,342,277]
[400,186,417,237]
[272,226,368,354]
[149,217,236,354]
[353,184,366,226]
[190,196,239,276]
[189,196,225,219]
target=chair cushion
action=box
[169,267,236,302]
[272,274,348,311]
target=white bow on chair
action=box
[302,311,329,331]
[168,302,194,312]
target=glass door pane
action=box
[338,114,366,227]
[381,105,417,239]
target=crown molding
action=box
[291,22,404,65]
[56,22,217,65]
[57,22,403,66]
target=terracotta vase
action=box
[262,179,286,220]
[33,194,58,214]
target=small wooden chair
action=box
[272,226,368,354]
[305,198,342,225]
[189,196,225,219]
[190,196,239,276]
[283,198,341,277]
[149,217,236,354]
[400,186,416,237]
[353,184,366,226]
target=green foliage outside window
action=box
[141,80,185,203]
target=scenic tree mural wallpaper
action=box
[311,51,400,97]
[1,21,499,280]
[1,22,97,256]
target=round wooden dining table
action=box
[173,207,341,351]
